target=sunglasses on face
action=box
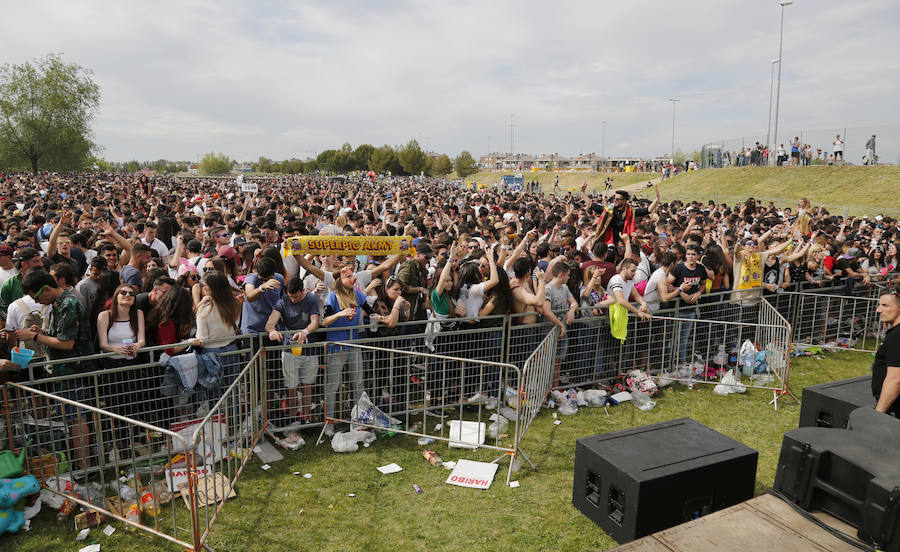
[119,290,136,297]
[217,233,230,238]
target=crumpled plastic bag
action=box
[331,430,376,453]
[740,340,758,377]
[351,392,401,431]
[631,390,656,411]
[714,369,747,395]
[487,413,509,439]
[551,389,579,415]
[576,389,608,407]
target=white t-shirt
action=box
[143,237,169,261]
[607,274,635,304]
[6,296,48,331]
[833,138,843,152]
[642,267,669,313]
[462,282,487,317]
[0,266,18,287]
[633,252,652,284]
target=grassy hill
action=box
[656,166,900,216]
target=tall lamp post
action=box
[668,98,680,162]
[772,0,792,165]
[602,120,606,169]
[766,58,780,161]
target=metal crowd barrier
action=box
[2,335,263,552]
[311,334,556,485]
[781,291,883,353]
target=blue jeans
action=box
[677,308,697,364]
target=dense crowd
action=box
[723,133,879,167]
[0,171,897,466]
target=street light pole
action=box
[766,58,780,162]
[602,120,606,168]
[772,0,792,166]
[668,98,680,162]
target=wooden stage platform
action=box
[610,493,868,552]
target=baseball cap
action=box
[217,245,238,259]
[14,247,41,264]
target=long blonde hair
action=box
[794,211,812,236]
[333,265,357,310]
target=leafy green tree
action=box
[198,152,232,175]
[352,144,376,171]
[398,139,427,175]
[254,156,274,173]
[368,145,401,174]
[0,54,101,174]
[124,160,140,174]
[454,150,477,177]
[431,154,453,176]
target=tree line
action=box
[249,140,477,178]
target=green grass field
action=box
[10,350,873,552]
[656,166,900,215]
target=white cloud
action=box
[1,0,897,162]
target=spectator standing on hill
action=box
[865,134,876,165]
[833,134,844,164]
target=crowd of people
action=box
[722,133,880,167]
[0,170,897,465]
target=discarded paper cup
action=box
[11,347,35,369]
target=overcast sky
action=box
[2,1,897,162]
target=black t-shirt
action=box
[135,292,153,315]
[610,206,649,242]
[788,263,809,291]
[671,263,707,303]
[872,324,900,416]
[762,260,780,296]
[50,253,80,281]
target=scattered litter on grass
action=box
[509,481,520,488]
[103,524,115,536]
[423,449,443,467]
[347,493,356,498]
[377,463,403,474]
[260,464,271,471]
[445,459,499,490]
[293,472,301,476]
[443,461,456,470]
[553,420,562,425]
[79,545,101,552]
[304,473,312,479]
[631,390,656,410]
[448,420,486,449]
[413,484,423,494]
[299,509,304,515]
[331,430,377,453]
[417,437,435,446]
[328,504,333,509]
[487,414,509,438]
[76,528,90,541]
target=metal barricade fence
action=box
[650,298,794,408]
[311,339,551,485]
[2,335,264,552]
[782,291,883,353]
[262,316,508,435]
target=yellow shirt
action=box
[737,253,762,290]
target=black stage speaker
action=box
[774,407,900,551]
[799,375,873,428]
[572,417,758,544]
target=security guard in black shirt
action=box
[872,290,900,416]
